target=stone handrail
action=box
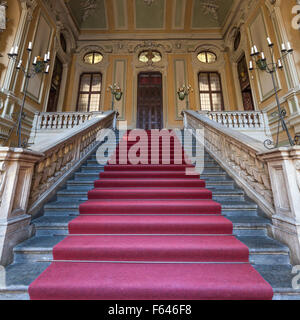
[183,110,300,263]
[28,111,116,215]
[0,110,117,265]
[183,110,274,216]
[198,110,272,143]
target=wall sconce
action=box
[108,84,123,110]
[177,85,193,110]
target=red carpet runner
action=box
[29,130,273,300]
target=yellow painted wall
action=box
[0,0,21,86]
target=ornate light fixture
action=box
[177,85,194,110]
[107,84,123,111]
[201,0,219,21]
[7,42,51,148]
[249,37,296,149]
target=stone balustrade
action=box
[205,111,267,129]
[198,110,272,142]
[32,111,105,131]
[183,109,300,264]
[0,111,117,266]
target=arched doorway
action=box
[137,72,163,129]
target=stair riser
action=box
[14,252,52,263]
[56,193,244,202]
[13,249,290,267]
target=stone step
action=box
[254,265,300,300]
[12,235,290,266]
[33,213,271,237]
[55,188,245,202]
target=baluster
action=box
[57,114,63,129]
[42,115,48,129]
[243,113,249,129]
[258,112,264,129]
[63,114,68,129]
[238,113,243,128]
[253,113,259,128]
[249,113,254,128]
[52,115,58,129]
[227,113,233,128]
[233,113,239,128]
[67,115,73,128]
[218,113,223,125]
[47,115,53,129]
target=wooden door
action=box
[137,72,163,129]
[46,57,63,112]
[238,55,255,111]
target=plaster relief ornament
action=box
[0,2,7,32]
[144,0,155,5]
[80,0,97,22]
[201,0,219,21]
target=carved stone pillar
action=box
[259,147,300,264]
[0,147,43,266]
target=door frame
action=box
[136,71,164,129]
[131,68,168,129]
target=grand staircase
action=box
[1,130,300,300]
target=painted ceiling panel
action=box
[113,0,127,29]
[192,0,234,29]
[135,0,165,29]
[65,0,235,32]
[66,0,107,30]
[174,0,186,29]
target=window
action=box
[197,51,217,64]
[60,34,67,52]
[77,73,102,112]
[198,72,224,111]
[234,30,241,51]
[83,52,103,65]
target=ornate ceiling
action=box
[64,0,235,33]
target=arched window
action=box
[198,72,224,111]
[83,52,103,65]
[139,50,162,63]
[77,73,102,112]
[60,34,67,53]
[197,51,217,64]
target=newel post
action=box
[259,147,300,264]
[0,148,43,266]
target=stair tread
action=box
[54,235,249,262]
[254,265,300,292]
[14,236,65,252]
[0,262,51,289]
[33,216,74,227]
[28,262,273,300]
[237,236,289,253]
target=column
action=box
[0,147,43,266]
